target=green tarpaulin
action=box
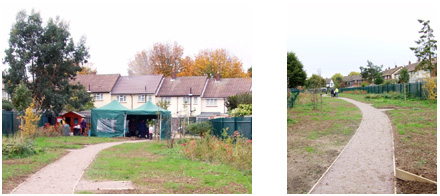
[91,100,171,139]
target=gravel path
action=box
[11,139,148,194]
[310,97,395,194]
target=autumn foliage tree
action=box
[149,42,184,76]
[194,48,246,78]
[77,62,97,75]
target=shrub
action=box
[230,104,252,117]
[345,90,366,95]
[2,100,14,111]
[365,94,382,99]
[18,102,41,139]
[2,135,44,159]
[361,82,368,87]
[186,121,213,137]
[180,132,252,172]
[225,93,252,110]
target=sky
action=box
[0,0,252,76]
[287,0,439,79]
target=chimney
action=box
[215,71,221,82]
[171,70,176,81]
[409,60,411,65]
[395,65,397,68]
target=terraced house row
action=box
[70,72,252,121]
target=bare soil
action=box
[396,179,437,194]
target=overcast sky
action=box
[0,0,252,76]
[287,0,439,79]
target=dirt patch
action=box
[386,109,437,194]
[287,97,362,193]
[396,179,437,194]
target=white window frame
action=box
[207,99,217,107]
[193,97,198,105]
[94,93,103,101]
[138,94,145,102]
[183,97,190,104]
[148,95,152,102]
[117,95,126,102]
[161,97,171,105]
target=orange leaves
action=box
[194,48,247,78]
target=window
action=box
[161,97,171,105]
[207,99,217,106]
[148,95,152,102]
[117,95,126,102]
[193,97,198,105]
[94,93,103,101]
[138,95,145,102]
[183,97,190,104]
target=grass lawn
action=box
[2,136,125,193]
[339,93,437,194]
[82,141,251,194]
[287,94,362,194]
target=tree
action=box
[77,62,97,75]
[2,100,14,111]
[399,68,410,101]
[410,19,437,77]
[287,52,307,88]
[2,10,90,115]
[149,41,184,76]
[373,72,384,85]
[331,73,344,89]
[177,56,196,77]
[64,85,94,112]
[127,50,153,75]
[194,48,246,78]
[349,71,360,76]
[225,92,252,111]
[305,74,325,89]
[360,60,383,83]
[247,66,252,78]
[12,81,32,112]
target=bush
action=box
[2,100,14,111]
[361,82,368,87]
[2,135,44,159]
[225,93,252,110]
[230,104,252,117]
[365,94,382,99]
[186,121,213,137]
[180,132,252,172]
[345,90,366,95]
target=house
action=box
[200,73,252,120]
[2,83,10,101]
[70,74,120,108]
[156,73,207,118]
[342,75,365,87]
[325,78,334,88]
[382,65,402,80]
[111,75,163,109]
[395,60,433,83]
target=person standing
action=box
[149,124,154,140]
[129,119,136,137]
[139,120,147,139]
[335,88,339,97]
[330,88,334,98]
[80,118,87,136]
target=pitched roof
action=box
[156,76,207,97]
[202,78,252,98]
[111,75,163,95]
[325,78,332,83]
[382,66,402,76]
[351,75,363,81]
[70,74,120,93]
[343,76,352,82]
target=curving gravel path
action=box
[310,97,395,194]
[11,139,148,194]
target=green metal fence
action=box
[2,111,20,135]
[340,82,431,99]
[288,89,300,108]
[210,117,252,140]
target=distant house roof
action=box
[343,76,352,82]
[382,66,402,76]
[111,75,163,95]
[202,78,252,98]
[351,75,363,81]
[156,76,207,97]
[325,78,332,84]
[70,74,120,93]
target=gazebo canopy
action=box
[127,101,169,115]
